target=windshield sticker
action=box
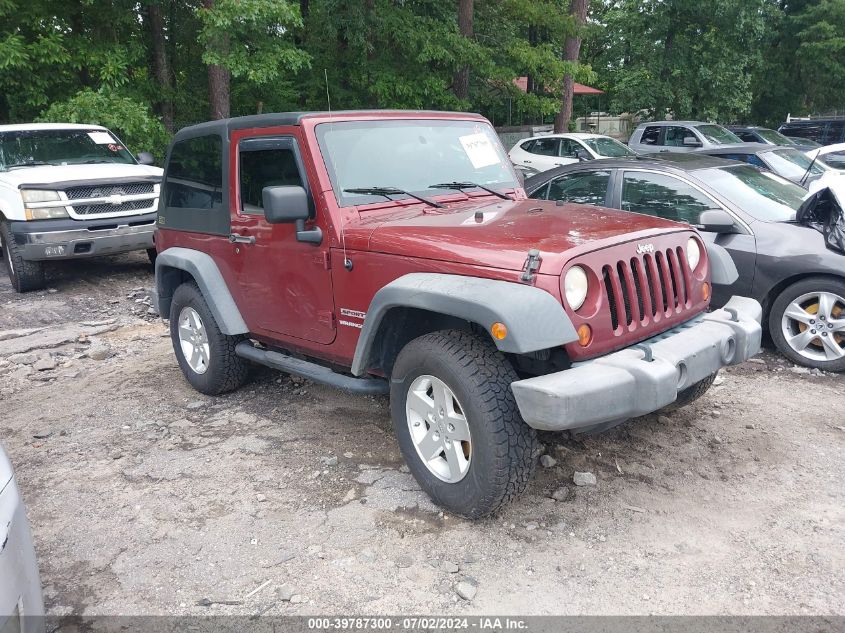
[459,132,501,169]
[88,131,116,145]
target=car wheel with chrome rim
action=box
[390,330,538,519]
[769,278,845,372]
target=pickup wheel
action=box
[0,220,46,293]
[147,248,157,266]
[390,330,538,519]
[169,281,250,395]
[660,372,717,412]
[769,278,845,372]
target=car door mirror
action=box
[575,148,592,162]
[262,185,322,244]
[683,136,702,147]
[137,151,155,166]
[697,209,737,233]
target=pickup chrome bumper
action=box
[9,215,155,261]
[511,296,763,432]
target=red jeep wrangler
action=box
[154,111,762,518]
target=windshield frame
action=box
[314,118,519,208]
[0,128,138,171]
[694,124,743,145]
[696,163,807,222]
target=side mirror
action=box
[697,209,737,233]
[683,136,702,147]
[137,151,155,165]
[262,185,322,244]
[575,148,592,162]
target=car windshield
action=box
[581,137,635,157]
[0,129,136,170]
[700,164,806,221]
[755,128,794,145]
[315,119,517,207]
[819,150,845,170]
[694,125,742,145]
[765,148,828,181]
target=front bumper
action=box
[9,214,156,261]
[511,296,763,431]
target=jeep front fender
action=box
[350,273,578,376]
[154,247,248,335]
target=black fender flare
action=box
[350,273,578,376]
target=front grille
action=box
[602,247,692,331]
[65,182,155,199]
[72,199,154,216]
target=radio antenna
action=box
[325,69,352,271]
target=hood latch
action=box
[521,249,541,283]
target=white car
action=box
[807,142,845,174]
[0,123,163,292]
[0,444,44,632]
[508,133,636,173]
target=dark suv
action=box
[778,119,845,146]
[153,111,761,517]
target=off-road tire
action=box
[0,220,46,293]
[661,372,717,412]
[390,330,538,519]
[147,248,158,266]
[769,277,845,373]
[169,281,250,395]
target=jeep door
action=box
[228,131,336,344]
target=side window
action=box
[238,144,304,214]
[736,131,758,142]
[559,139,584,158]
[543,170,610,206]
[621,171,716,223]
[165,135,223,210]
[520,140,535,152]
[639,126,662,145]
[529,138,559,156]
[665,126,697,147]
[721,153,765,168]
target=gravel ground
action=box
[0,253,842,616]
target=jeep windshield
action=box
[0,129,136,170]
[700,164,806,221]
[315,119,518,207]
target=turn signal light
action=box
[702,282,711,302]
[576,324,592,347]
[491,322,508,340]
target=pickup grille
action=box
[65,182,155,199]
[72,199,153,216]
[602,247,692,332]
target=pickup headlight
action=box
[20,189,69,220]
[686,237,701,270]
[564,265,589,311]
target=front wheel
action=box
[390,330,538,519]
[769,278,845,372]
[660,372,717,412]
[1,220,46,293]
[169,281,250,395]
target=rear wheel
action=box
[769,278,845,372]
[390,330,538,519]
[0,220,45,293]
[147,248,157,266]
[169,281,250,394]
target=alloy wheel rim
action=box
[781,291,845,362]
[178,307,211,374]
[406,375,472,483]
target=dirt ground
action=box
[0,252,842,617]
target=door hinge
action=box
[521,248,541,283]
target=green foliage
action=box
[36,89,169,159]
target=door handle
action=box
[229,233,256,245]
[524,160,532,163]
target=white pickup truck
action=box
[0,123,163,292]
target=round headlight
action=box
[686,237,701,270]
[564,266,589,311]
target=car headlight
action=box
[20,189,61,203]
[564,265,589,311]
[20,189,69,220]
[686,237,701,270]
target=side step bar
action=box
[235,341,388,395]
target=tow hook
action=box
[633,343,655,362]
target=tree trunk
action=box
[554,0,588,133]
[453,0,474,101]
[203,0,230,120]
[144,2,174,132]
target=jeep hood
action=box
[1,163,163,188]
[362,198,687,276]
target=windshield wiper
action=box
[428,181,512,200]
[344,187,444,208]
[799,150,821,187]
[81,159,111,164]
[3,160,51,171]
